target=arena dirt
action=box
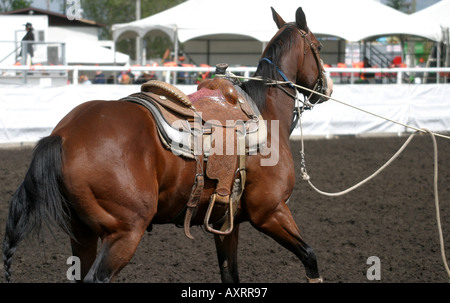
[0,134,449,283]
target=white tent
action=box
[410,0,450,69]
[65,42,129,65]
[269,0,442,42]
[111,0,442,66]
[410,0,450,29]
[112,0,442,43]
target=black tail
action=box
[2,136,72,282]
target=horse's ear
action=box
[271,7,286,29]
[295,7,308,31]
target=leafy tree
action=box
[0,0,32,12]
[386,0,414,14]
[78,0,185,59]
[77,0,183,38]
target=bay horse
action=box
[3,7,332,283]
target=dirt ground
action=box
[0,134,449,283]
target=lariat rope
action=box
[220,72,450,281]
[218,73,450,140]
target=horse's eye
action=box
[318,43,323,52]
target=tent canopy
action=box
[410,0,450,29]
[112,0,443,44]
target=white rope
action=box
[224,73,450,281]
[224,73,450,140]
[300,122,416,196]
[299,117,450,282]
[424,129,450,280]
[294,89,450,281]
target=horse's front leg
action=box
[249,199,322,283]
[214,223,240,283]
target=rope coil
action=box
[301,128,449,281]
[295,87,450,281]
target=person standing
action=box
[20,22,35,65]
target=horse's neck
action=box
[265,51,304,141]
[261,87,295,141]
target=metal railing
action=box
[1,64,449,85]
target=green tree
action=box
[79,0,185,39]
[78,0,185,59]
[386,0,414,14]
[0,0,32,12]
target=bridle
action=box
[258,23,329,133]
[296,26,328,105]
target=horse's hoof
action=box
[306,276,323,283]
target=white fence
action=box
[1,65,450,85]
[1,81,449,145]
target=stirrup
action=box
[204,193,235,236]
[203,171,245,236]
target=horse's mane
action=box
[240,25,298,110]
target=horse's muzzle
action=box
[317,71,333,104]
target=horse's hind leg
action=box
[70,216,98,281]
[250,202,322,282]
[214,224,240,283]
[83,227,145,283]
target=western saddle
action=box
[121,64,267,239]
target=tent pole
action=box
[136,0,142,65]
[174,28,179,85]
[436,40,441,83]
[362,40,366,61]
[136,37,141,65]
[445,28,449,83]
[113,39,117,84]
[142,38,147,66]
[399,35,405,64]
[207,40,210,66]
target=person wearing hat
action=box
[20,22,35,64]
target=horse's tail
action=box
[2,136,72,283]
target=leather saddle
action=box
[121,65,267,239]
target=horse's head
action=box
[270,7,333,104]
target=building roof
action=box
[0,7,106,27]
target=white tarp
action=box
[294,84,450,137]
[1,84,449,145]
[65,42,130,65]
[112,0,443,43]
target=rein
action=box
[255,57,319,134]
[260,58,294,88]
